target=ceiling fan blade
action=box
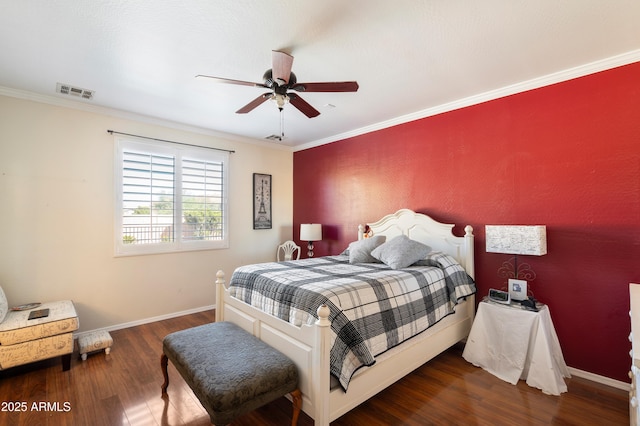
[272,51,294,85]
[196,75,267,88]
[290,81,359,92]
[236,93,272,114]
[288,93,320,118]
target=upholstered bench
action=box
[78,330,113,361]
[161,321,301,426]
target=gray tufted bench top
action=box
[161,321,301,426]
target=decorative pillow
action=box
[0,286,8,324]
[371,234,431,269]
[348,235,386,264]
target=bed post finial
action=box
[215,270,226,322]
[316,304,331,327]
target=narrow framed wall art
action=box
[253,173,272,229]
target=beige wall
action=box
[0,94,293,332]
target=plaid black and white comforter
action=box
[229,251,476,390]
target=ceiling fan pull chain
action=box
[280,109,285,141]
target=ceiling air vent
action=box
[56,83,94,100]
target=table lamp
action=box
[485,225,547,300]
[300,224,322,258]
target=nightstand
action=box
[462,298,570,395]
[0,300,79,371]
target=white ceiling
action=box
[1,1,639,150]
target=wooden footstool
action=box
[78,330,112,361]
[161,321,301,426]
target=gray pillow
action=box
[371,234,431,269]
[0,286,7,323]
[348,235,386,263]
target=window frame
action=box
[114,136,229,256]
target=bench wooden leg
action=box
[62,354,71,371]
[160,354,169,395]
[290,388,302,426]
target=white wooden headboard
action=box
[358,209,475,279]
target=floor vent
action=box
[56,83,94,100]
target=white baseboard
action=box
[73,304,215,339]
[568,366,630,391]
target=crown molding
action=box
[295,49,640,152]
[3,47,638,154]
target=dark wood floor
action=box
[0,309,629,425]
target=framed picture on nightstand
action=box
[509,278,528,301]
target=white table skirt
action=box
[462,300,570,395]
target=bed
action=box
[215,209,475,425]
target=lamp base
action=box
[307,242,314,258]
[497,255,537,283]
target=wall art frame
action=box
[253,173,272,229]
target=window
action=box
[115,137,229,256]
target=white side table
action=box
[462,299,570,395]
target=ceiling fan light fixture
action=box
[272,93,289,110]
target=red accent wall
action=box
[294,61,640,383]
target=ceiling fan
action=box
[196,51,359,118]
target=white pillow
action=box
[0,286,8,323]
[371,235,431,269]
[347,235,386,263]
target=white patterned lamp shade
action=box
[485,225,547,256]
